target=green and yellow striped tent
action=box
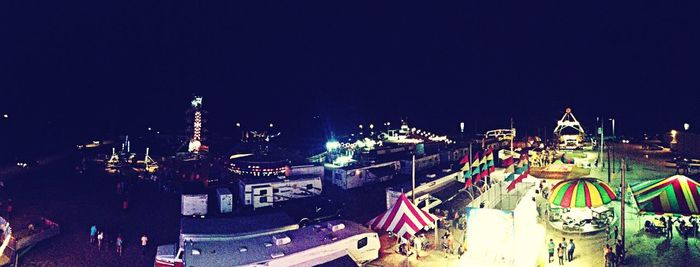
[630,175,700,216]
[548,177,617,208]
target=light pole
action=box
[609,118,615,173]
[598,117,604,170]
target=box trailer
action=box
[215,188,233,214]
[181,194,208,216]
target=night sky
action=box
[2,2,699,150]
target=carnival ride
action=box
[553,108,585,150]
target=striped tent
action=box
[630,175,700,216]
[367,193,439,239]
[548,178,617,208]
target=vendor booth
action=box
[630,175,700,236]
[367,193,439,239]
[367,193,439,257]
[547,177,617,233]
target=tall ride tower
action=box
[187,96,205,153]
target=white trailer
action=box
[238,175,322,209]
[156,213,298,267]
[399,154,440,174]
[215,188,233,214]
[181,220,379,267]
[332,161,400,189]
[181,194,208,216]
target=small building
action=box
[180,182,209,216]
[215,188,233,214]
[331,161,400,190]
[439,146,470,163]
[238,174,322,209]
[399,153,440,174]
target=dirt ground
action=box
[4,154,180,267]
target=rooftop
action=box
[182,220,373,266]
[180,212,295,237]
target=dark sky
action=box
[1,2,699,146]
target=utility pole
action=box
[510,118,514,153]
[610,118,616,174]
[599,117,604,170]
[412,154,416,204]
[607,138,610,184]
[621,158,627,263]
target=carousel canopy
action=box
[630,175,700,216]
[548,178,617,208]
[367,193,438,239]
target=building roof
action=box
[182,220,373,266]
[180,212,295,237]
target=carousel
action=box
[546,178,618,233]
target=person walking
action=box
[97,231,104,250]
[413,234,422,260]
[557,246,564,265]
[615,239,623,265]
[613,225,619,241]
[604,244,610,267]
[141,234,148,255]
[567,239,575,262]
[116,234,123,256]
[90,225,97,243]
[548,239,555,263]
[447,232,455,256]
[667,217,674,239]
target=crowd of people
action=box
[89,224,148,257]
[547,237,575,265]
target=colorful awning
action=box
[367,193,438,239]
[548,178,617,208]
[630,175,700,216]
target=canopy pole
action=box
[435,218,439,252]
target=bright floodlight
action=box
[684,123,690,131]
[236,122,241,127]
[671,129,678,137]
[326,141,341,151]
[2,114,7,118]
[269,123,274,128]
[191,96,203,108]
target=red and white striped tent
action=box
[367,193,439,239]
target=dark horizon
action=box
[2,2,699,151]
